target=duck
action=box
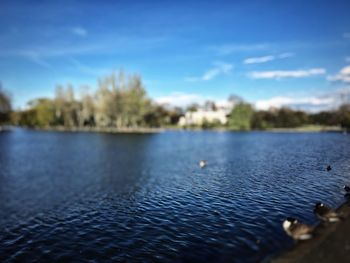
[343,185,350,198]
[199,160,207,168]
[314,203,340,222]
[343,185,350,193]
[326,165,332,171]
[282,217,314,240]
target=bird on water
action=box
[343,185,350,193]
[199,160,207,168]
[343,185,350,197]
[314,203,340,222]
[282,217,314,240]
[326,165,332,171]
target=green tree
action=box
[338,104,350,130]
[186,103,199,112]
[29,98,56,127]
[0,86,12,124]
[251,110,275,130]
[228,102,254,130]
[274,108,308,128]
[79,87,95,126]
[16,109,37,127]
[123,74,148,127]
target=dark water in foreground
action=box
[0,129,350,262]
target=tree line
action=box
[1,71,350,130]
[227,102,350,130]
[11,72,183,128]
[0,84,12,125]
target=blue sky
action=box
[1,0,350,110]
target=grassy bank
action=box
[32,126,164,134]
[268,125,344,133]
[3,125,346,134]
[169,125,344,133]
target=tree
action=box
[0,85,12,124]
[251,110,275,130]
[228,94,243,105]
[28,98,56,127]
[54,85,65,125]
[16,109,37,127]
[94,78,114,127]
[338,104,350,130]
[79,87,95,126]
[274,108,308,128]
[310,111,338,126]
[186,103,199,112]
[228,102,254,130]
[204,100,217,111]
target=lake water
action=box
[0,129,349,262]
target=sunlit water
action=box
[0,129,349,262]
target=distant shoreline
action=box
[33,126,165,134]
[1,125,347,134]
[0,126,12,132]
[271,199,350,263]
[168,125,345,133]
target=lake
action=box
[0,129,349,262]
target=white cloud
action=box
[328,65,350,83]
[0,36,168,62]
[278,52,294,59]
[17,50,52,68]
[254,88,350,112]
[155,88,350,112]
[250,68,326,79]
[210,43,269,55]
[255,96,335,111]
[185,62,233,82]
[71,27,87,37]
[244,55,274,64]
[244,53,294,65]
[155,92,205,107]
[155,92,231,108]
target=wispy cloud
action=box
[255,88,349,112]
[209,43,269,55]
[255,96,334,111]
[155,92,229,108]
[328,65,350,83]
[69,58,110,76]
[156,89,350,112]
[0,45,99,68]
[0,35,167,68]
[155,92,204,107]
[0,45,101,60]
[244,55,274,64]
[185,62,233,82]
[244,53,294,64]
[278,52,294,59]
[71,27,87,37]
[249,68,326,79]
[15,50,52,68]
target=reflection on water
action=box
[0,129,349,262]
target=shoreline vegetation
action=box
[1,71,350,132]
[272,199,350,263]
[0,125,346,134]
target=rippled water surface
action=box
[0,129,350,262]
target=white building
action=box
[178,108,228,126]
